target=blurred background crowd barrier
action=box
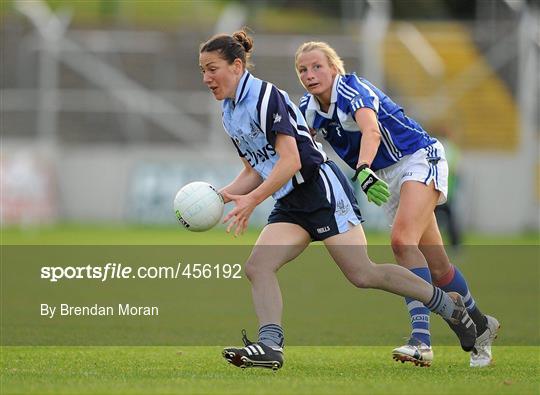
[1,0,538,233]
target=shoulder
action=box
[299,93,311,113]
[338,74,376,96]
[255,80,281,102]
[256,81,298,114]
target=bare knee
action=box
[244,259,260,282]
[390,230,419,260]
[244,257,278,282]
[347,264,378,289]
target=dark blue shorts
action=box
[267,161,363,241]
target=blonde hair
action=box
[295,41,345,75]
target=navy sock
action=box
[404,267,432,346]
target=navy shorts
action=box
[267,161,363,241]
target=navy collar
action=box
[233,71,251,106]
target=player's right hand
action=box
[221,191,256,237]
[351,165,390,206]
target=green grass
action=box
[1,225,539,394]
[2,223,538,245]
[2,346,539,394]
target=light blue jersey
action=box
[222,71,327,200]
[299,74,435,171]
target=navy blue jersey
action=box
[299,74,435,171]
[222,72,327,199]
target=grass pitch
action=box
[2,346,538,394]
[2,223,538,245]
[1,225,539,394]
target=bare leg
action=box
[323,224,477,354]
[323,224,435,302]
[419,214,452,282]
[245,223,311,326]
[391,181,440,269]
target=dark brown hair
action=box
[200,29,254,69]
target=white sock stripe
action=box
[463,291,472,304]
[407,301,425,310]
[412,329,431,335]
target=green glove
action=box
[351,164,390,206]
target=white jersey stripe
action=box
[259,83,273,134]
[294,170,305,184]
[380,123,402,158]
[337,86,355,100]
[339,81,360,97]
[352,74,380,112]
[380,106,424,135]
[378,123,401,162]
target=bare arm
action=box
[248,133,301,205]
[354,108,382,168]
[219,158,263,204]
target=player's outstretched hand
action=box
[352,165,390,206]
[221,191,257,237]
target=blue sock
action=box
[258,324,284,348]
[436,264,487,332]
[436,265,476,311]
[404,267,432,346]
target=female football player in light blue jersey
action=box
[199,30,476,371]
[295,41,499,368]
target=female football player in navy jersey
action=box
[295,41,499,368]
[199,30,476,371]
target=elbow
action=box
[368,128,382,142]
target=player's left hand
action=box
[351,165,390,206]
[221,191,257,237]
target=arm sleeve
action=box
[257,83,296,147]
[339,76,380,116]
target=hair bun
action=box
[232,30,253,53]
